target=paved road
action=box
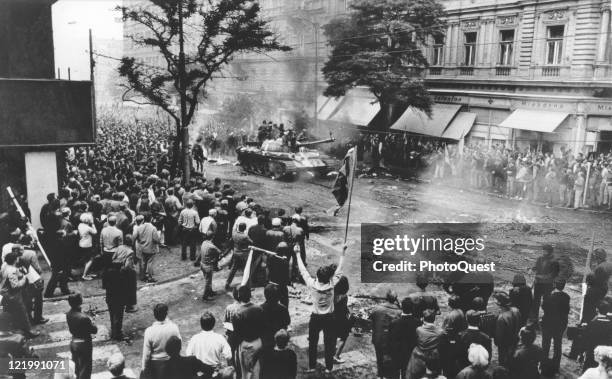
[27,163,610,378]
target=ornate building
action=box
[418,0,612,154]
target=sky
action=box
[52,0,123,80]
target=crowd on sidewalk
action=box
[356,133,612,210]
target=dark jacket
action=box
[389,314,421,366]
[261,301,291,348]
[509,343,543,379]
[495,308,520,348]
[165,355,213,379]
[541,289,570,331]
[102,264,128,306]
[370,303,401,348]
[260,348,297,379]
[66,309,97,341]
[232,303,265,343]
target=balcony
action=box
[495,66,512,76]
[429,67,442,76]
[541,66,560,77]
[0,79,94,148]
[459,67,474,76]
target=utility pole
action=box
[178,0,189,184]
[314,22,319,131]
[89,28,97,139]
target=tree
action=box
[118,0,290,182]
[322,0,446,129]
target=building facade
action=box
[212,0,612,155]
[425,0,612,155]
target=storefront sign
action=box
[434,95,463,103]
[515,100,571,111]
[585,103,612,116]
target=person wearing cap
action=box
[530,244,559,323]
[493,291,521,367]
[178,199,200,261]
[106,352,132,379]
[541,280,569,372]
[133,214,161,283]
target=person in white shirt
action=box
[186,311,232,371]
[142,303,181,379]
[77,213,97,281]
[296,244,346,374]
[232,209,257,234]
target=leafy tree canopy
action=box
[322,0,446,120]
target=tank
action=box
[236,137,336,180]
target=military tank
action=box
[236,136,336,180]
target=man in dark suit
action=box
[494,292,521,367]
[66,293,98,379]
[582,297,612,371]
[541,280,570,372]
[458,310,492,369]
[103,261,128,341]
[389,297,421,379]
[370,290,401,379]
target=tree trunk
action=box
[182,123,190,184]
[376,101,396,130]
[171,122,182,178]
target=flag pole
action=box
[343,148,357,245]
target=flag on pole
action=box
[240,249,254,287]
[332,147,357,207]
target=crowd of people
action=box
[356,133,612,210]
[0,116,611,379]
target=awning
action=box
[328,96,380,126]
[441,112,476,140]
[390,103,462,137]
[499,109,569,133]
[317,96,343,120]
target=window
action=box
[498,30,514,65]
[464,32,477,66]
[431,36,444,66]
[546,25,564,65]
